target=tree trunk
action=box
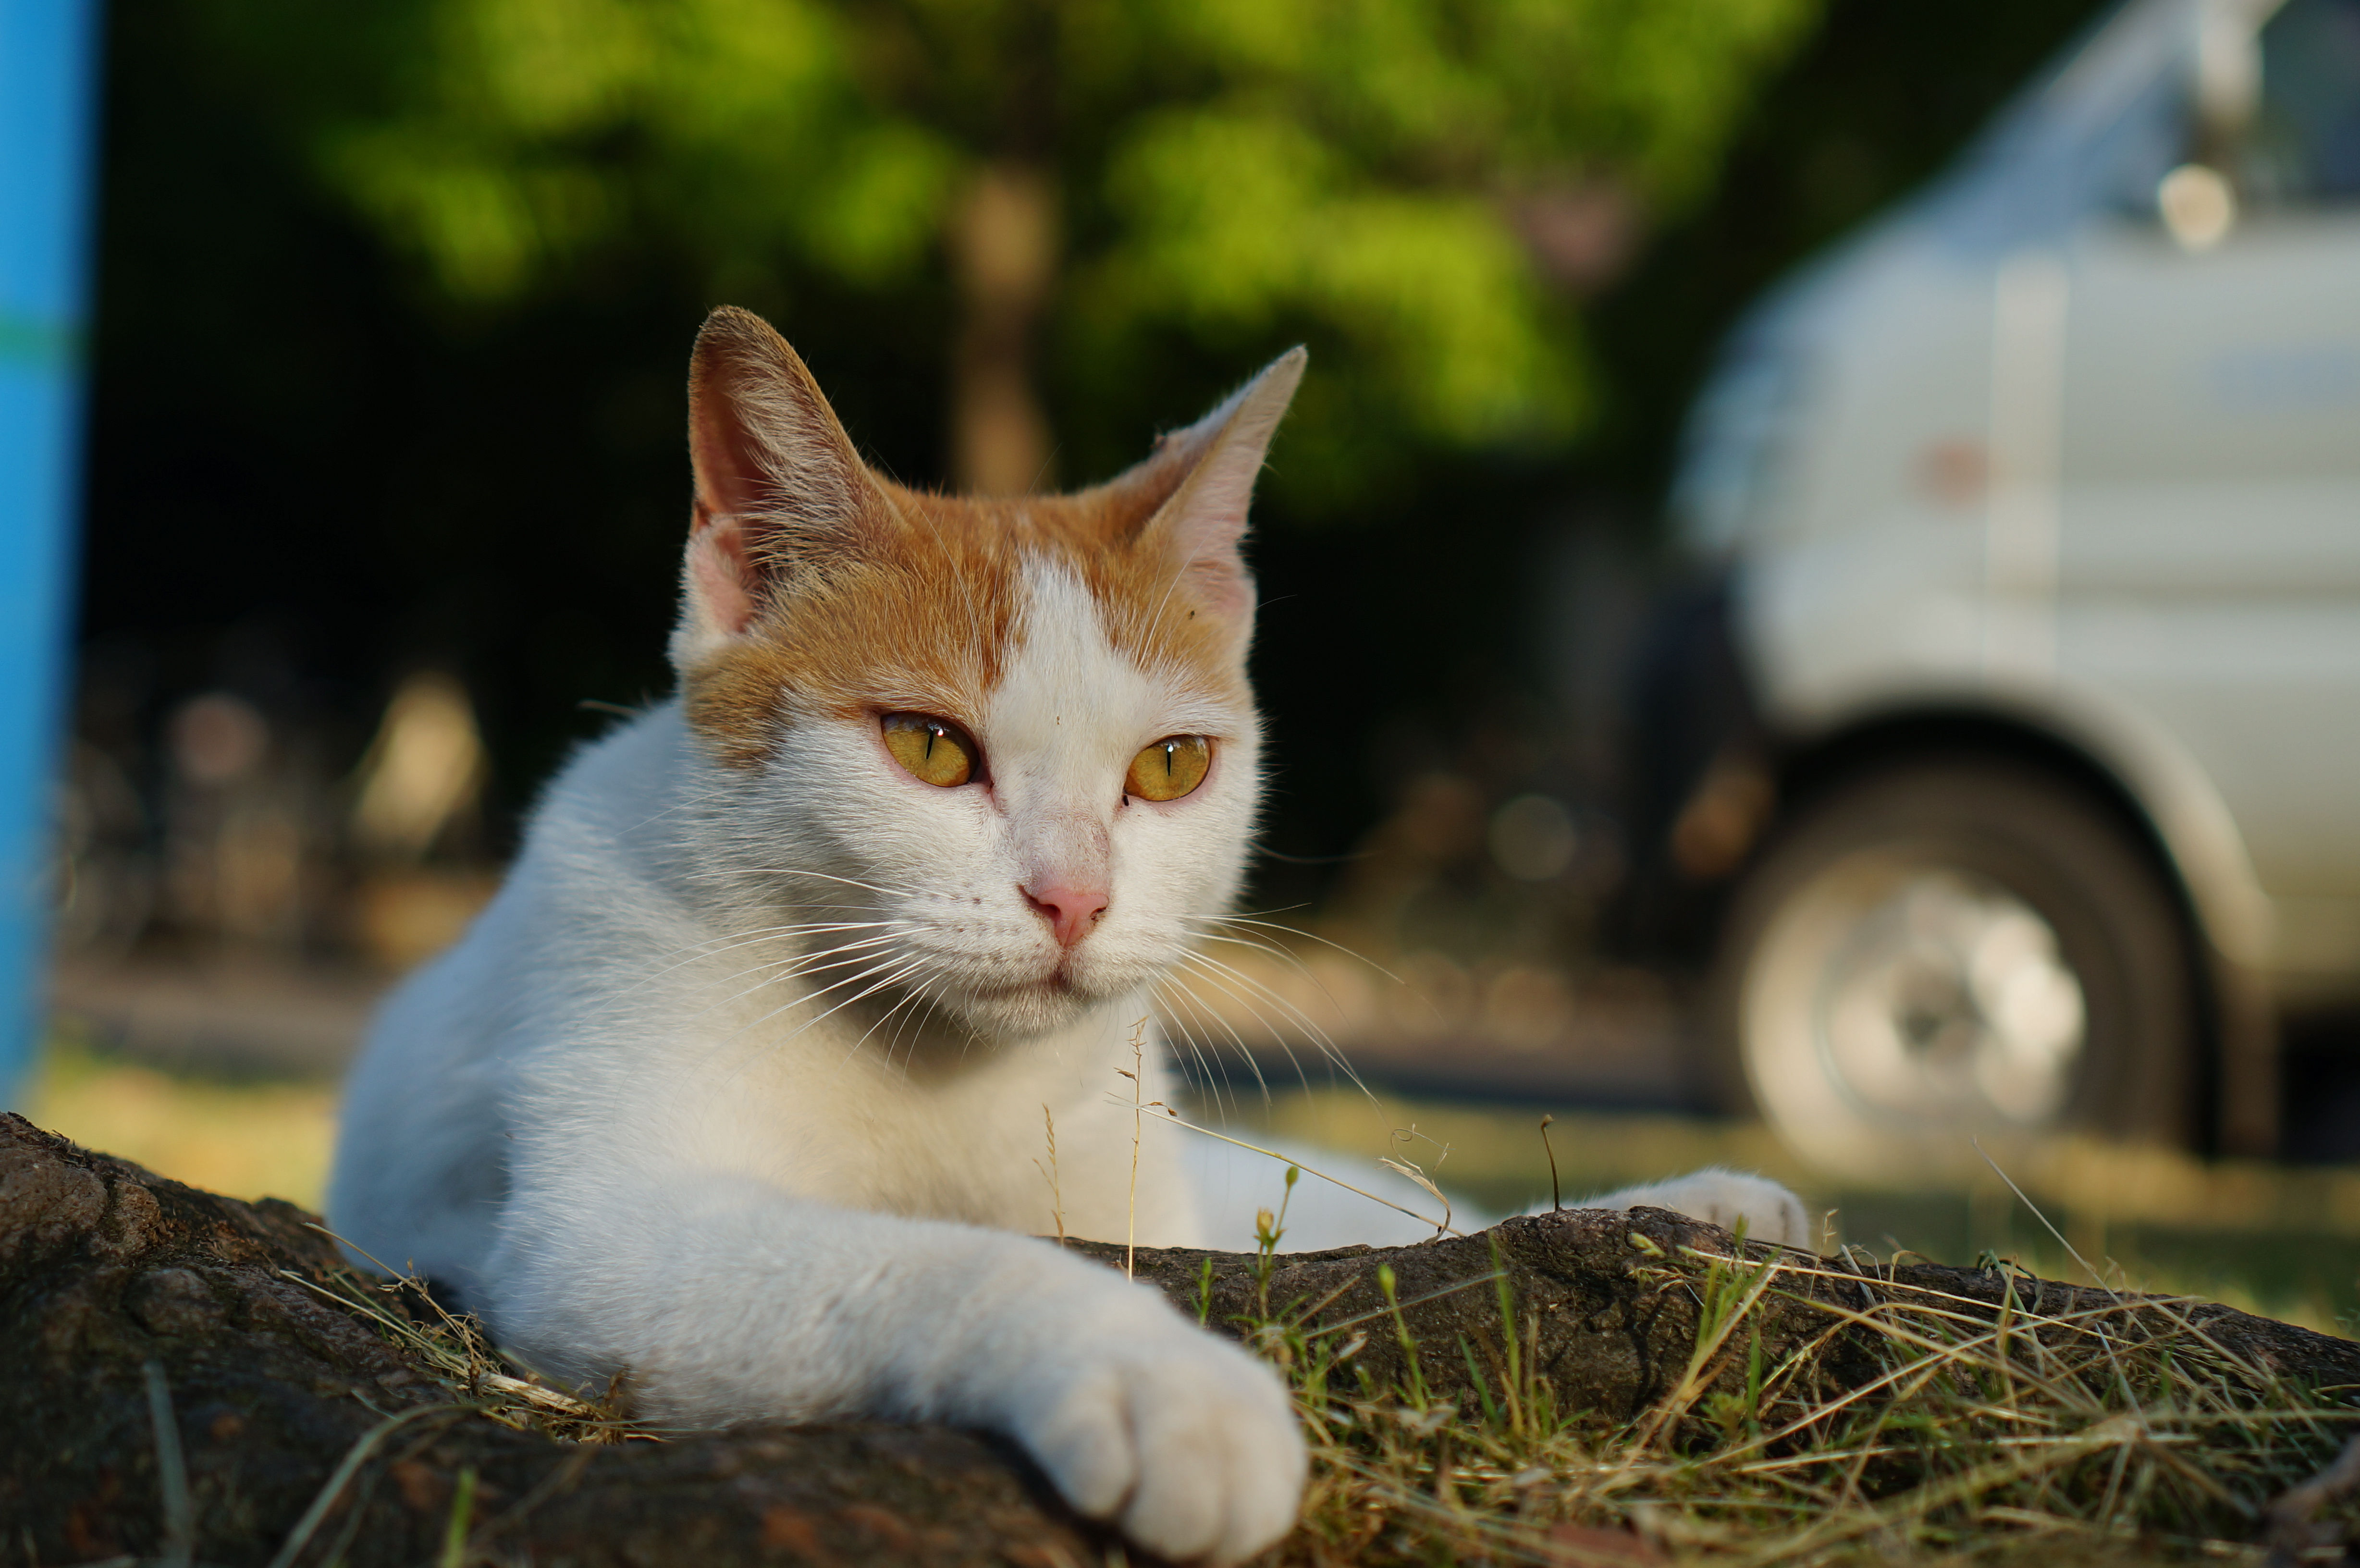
[947,161,1057,497]
[6,1112,2356,1566]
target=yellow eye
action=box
[1126,735,1211,802]
[881,713,977,787]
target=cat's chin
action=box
[944,974,1117,1039]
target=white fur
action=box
[331,358,1807,1566]
[1180,1140,1812,1255]
[332,551,1300,1563]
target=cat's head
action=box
[669,306,1301,1040]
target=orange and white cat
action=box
[329,307,1806,1564]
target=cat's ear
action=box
[672,306,875,669]
[1130,347,1306,649]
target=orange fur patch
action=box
[683,474,1250,770]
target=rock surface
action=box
[7,1112,2358,1565]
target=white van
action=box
[1665,0,2360,1177]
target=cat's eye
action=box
[1126,735,1212,802]
[881,713,978,787]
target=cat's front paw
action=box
[1578,1166,1815,1251]
[1010,1308,1304,1564]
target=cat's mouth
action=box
[969,966,1081,1002]
[950,957,1119,1032]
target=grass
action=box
[1206,1094,2360,1562]
[277,1253,640,1446]
[28,1038,2360,1562]
[1254,1219,2360,1566]
[1244,1088,2360,1336]
[256,1177,2360,1567]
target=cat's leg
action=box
[1567,1167,1814,1250]
[1172,1133,1809,1253]
[483,1168,1303,1565]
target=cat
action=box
[328,305,1809,1565]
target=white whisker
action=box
[682,935,914,1022]
[591,921,912,1007]
[1149,977,1251,1116]
[693,954,927,1086]
[1158,967,1285,1101]
[1180,949,1355,1066]
[1182,913,1404,984]
[1174,952,1369,1102]
[727,867,915,899]
[845,966,943,1067]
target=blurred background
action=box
[13,0,2360,1330]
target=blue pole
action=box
[0,1,103,1110]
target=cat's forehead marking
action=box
[683,482,1248,768]
[986,555,1161,782]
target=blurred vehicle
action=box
[1652,0,2360,1176]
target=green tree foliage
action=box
[194,0,1819,504]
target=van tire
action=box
[1706,757,2196,1176]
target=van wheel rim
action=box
[1745,853,2088,1144]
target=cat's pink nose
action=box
[1022,882,1109,948]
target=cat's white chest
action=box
[607,984,1189,1244]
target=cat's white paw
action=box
[1009,1308,1305,1564]
[1574,1166,1814,1251]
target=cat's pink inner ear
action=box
[1143,347,1307,629]
[680,307,870,640]
[687,513,760,637]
